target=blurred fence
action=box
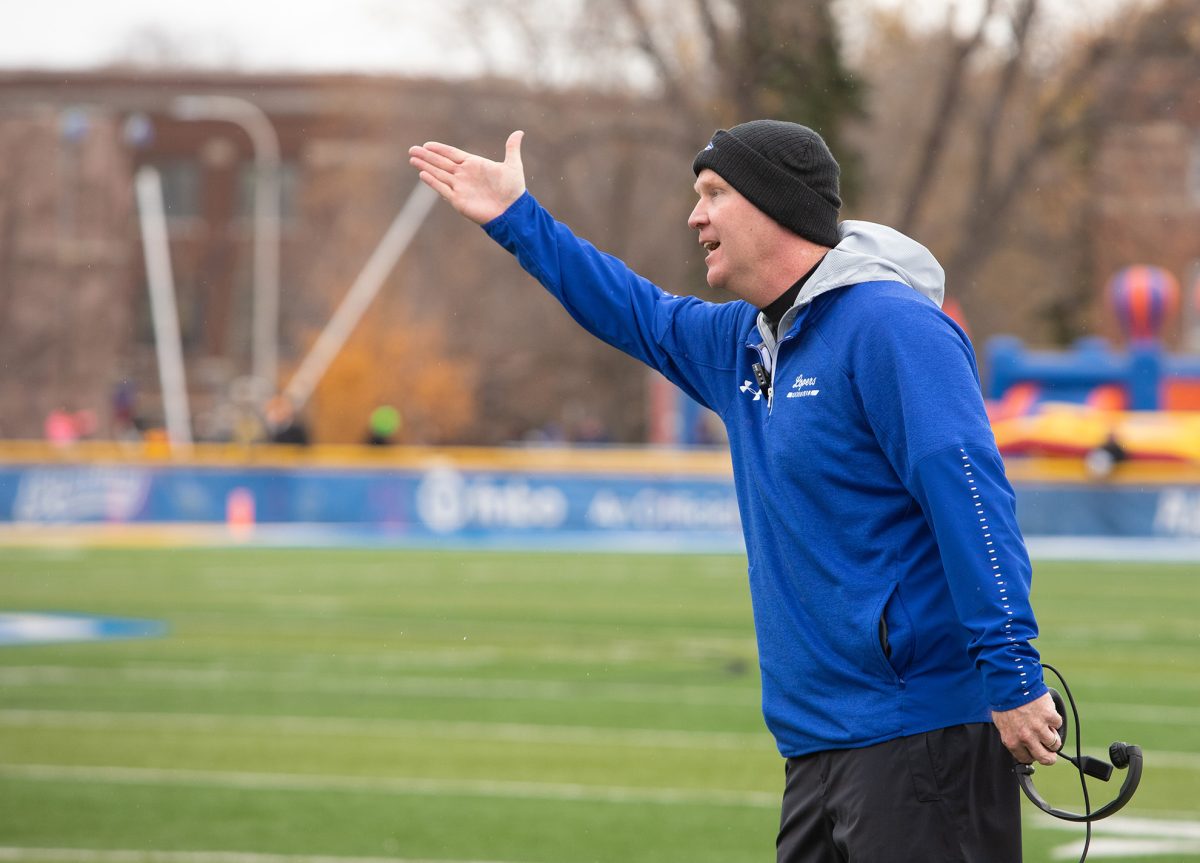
[0,443,1199,554]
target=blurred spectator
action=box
[75,409,98,439]
[44,409,77,445]
[234,406,266,445]
[365,405,402,445]
[44,408,97,446]
[111,381,141,440]
[193,404,237,443]
[572,415,611,445]
[265,395,311,445]
[523,421,566,444]
[1085,432,1130,478]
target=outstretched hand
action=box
[408,131,526,225]
[992,691,1064,766]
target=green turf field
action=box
[0,547,1196,862]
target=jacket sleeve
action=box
[848,289,1047,712]
[482,192,745,417]
[907,444,1047,711]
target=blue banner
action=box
[2,461,1198,544]
[0,463,743,548]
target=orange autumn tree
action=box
[303,303,478,445]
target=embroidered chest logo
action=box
[739,380,763,401]
[787,374,820,399]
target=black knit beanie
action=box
[692,120,841,248]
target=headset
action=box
[1014,664,1144,862]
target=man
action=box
[409,121,1062,861]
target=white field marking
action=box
[1036,815,1200,860]
[1053,839,1200,859]
[0,709,771,752]
[1026,536,1200,562]
[1130,750,1200,770]
[1089,702,1200,725]
[0,763,780,809]
[1037,817,1200,838]
[0,666,759,707]
[0,848,529,863]
[1051,623,1195,644]
[282,648,506,669]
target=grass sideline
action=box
[0,548,1196,862]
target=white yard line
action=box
[1089,702,1200,725]
[0,666,759,707]
[1130,750,1200,770]
[14,665,1200,722]
[1026,537,1200,562]
[1037,817,1200,838]
[0,848,529,863]
[1035,816,1200,860]
[0,763,780,809]
[0,709,770,752]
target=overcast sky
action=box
[1,0,1132,77]
[0,0,470,75]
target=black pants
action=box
[776,723,1021,863]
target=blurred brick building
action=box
[2,51,1199,444]
[0,70,692,443]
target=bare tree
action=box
[418,0,1198,410]
[888,0,1196,321]
[944,23,1116,293]
[894,0,1002,236]
[449,0,864,200]
[607,0,865,198]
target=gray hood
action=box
[761,220,945,347]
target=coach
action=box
[409,120,1062,862]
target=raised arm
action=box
[408,131,526,225]
[408,130,746,416]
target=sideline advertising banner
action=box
[1,451,1199,548]
[0,461,744,551]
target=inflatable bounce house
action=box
[986,265,1200,468]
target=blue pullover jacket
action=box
[484,192,1047,757]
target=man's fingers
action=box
[409,157,456,189]
[999,719,1061,765]
[1034,745,1058,767]
[1021,731,1060,766]
[993,690,1065,766]
[408,133,524,224]
[422,141,471,163]
[409,147,462,175]
[1010,740,1057,767]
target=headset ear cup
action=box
[1109,742,1130,770]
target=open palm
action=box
[408,131,526,225]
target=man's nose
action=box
[687,201,706,229]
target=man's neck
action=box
[760,256,825,334]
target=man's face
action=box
[688,169,793,306]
